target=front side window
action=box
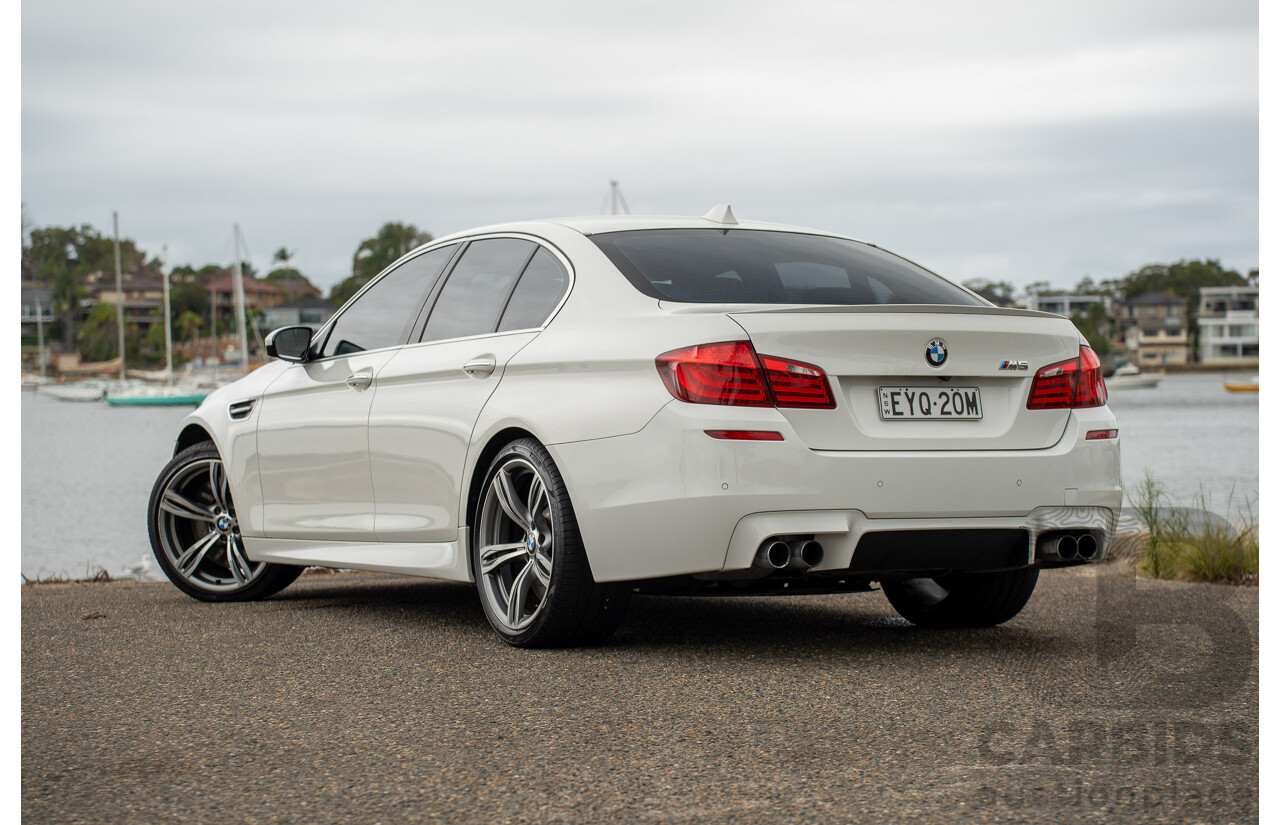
[591,229,984,306]
[320,244,457,357]
[421,239,535,343]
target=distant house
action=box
[263,296,338,331]
[1198,286,1259,365]
[1120,292,1188,366]
[205,273,286,326]
[90,277,166,327]
[1027,294,1112,317]
[21,287,55,336]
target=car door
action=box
[255,244,459,540]
[369,239,571,542]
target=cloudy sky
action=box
[22,0,1258,294]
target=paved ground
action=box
[23,568,1257,824]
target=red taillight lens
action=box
[759,355,837,409]
[1026,346,1108,410]
[656,342,771,406]
[656,341,836,409]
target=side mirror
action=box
[265,326,313,362]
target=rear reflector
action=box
[1026,346,1108,410]
[704,430,785,441]
[1086,429,1118,440]
[656,341,835,409]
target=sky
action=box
[21,0,1259,295]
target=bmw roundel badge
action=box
[925,339,948,367]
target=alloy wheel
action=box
[154,457,265,593]
[477,457,555,632]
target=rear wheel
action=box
[148,442,302,602]
[881,568,1039,628]
[473,438,630,647]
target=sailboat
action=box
[108,228,249,407]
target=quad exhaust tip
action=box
[755,538,824,571]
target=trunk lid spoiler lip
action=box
[658,301,1060,320]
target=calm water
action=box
[19,372,1259,580]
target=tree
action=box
[962,279,1016,304]
[330,222,432,304]
[1070,302,1113,356]
[77,302,141,362]
[175,311,203,343]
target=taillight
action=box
[656,341,836,409]
[1026,346,1108,410]
[656,342,771,406]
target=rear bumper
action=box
[548,401,1122,582]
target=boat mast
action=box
[112,211,126,379]
[35,297,46,378]
[232,224,250,376]
[161,244,173,386]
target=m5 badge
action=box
[999,360,1029,371]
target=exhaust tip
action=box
[1055,535,1079,561]
[763,540,791,569]
[797,540,824,569]
[1076,534,1099,560]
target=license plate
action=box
[878,386,983,420]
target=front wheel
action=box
[881,568,1039,628]
[148,442,302,602]
[472,438,630,647]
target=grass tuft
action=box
[1126,472,1258,585]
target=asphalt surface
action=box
[23,568,1257,824]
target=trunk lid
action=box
[724,304,1081,451]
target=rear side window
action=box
[591,229,984,306]
[320,244,457,357]
[497,248,569,332]
[421,239,536,342]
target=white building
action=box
[1197,286,1258,365]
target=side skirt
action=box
[243,529,473,583]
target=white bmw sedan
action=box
[147,207,1121,646]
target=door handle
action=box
[462,356,497,379]
[346,371,374,391]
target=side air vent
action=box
[228,399,256,421]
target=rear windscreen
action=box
[590,229,985,306]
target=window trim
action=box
[308,242,463,362]
[410,233,576,348]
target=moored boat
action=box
[106,385,211,406]
[1106,362,1162,389]
[1224,375,1259,393]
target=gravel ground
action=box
[22,568,1257,824]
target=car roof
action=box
[429,214,870,245]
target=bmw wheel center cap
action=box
[925,339,948,367]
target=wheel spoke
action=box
[161,489,215,523]
[506,560,534,626]
[526,476,547,526]
[532,546,552,587]
[226,536,253,584]
[493,469,532,532]
[209,462,229,511]
[175,531,220,576]
[480,542,528,575]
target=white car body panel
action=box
[168,214,1122,586]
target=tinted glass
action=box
[496,248,569,332]
[421,239,535,342]
[591,230,984,306]
[320,245,457,357]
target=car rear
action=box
[544,222,1121,588]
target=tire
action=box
[147,442,303,602]
[472,438,630,647]
[881,567,1039,628]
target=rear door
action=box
[255,244,458,539]
[369,239,571,542]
